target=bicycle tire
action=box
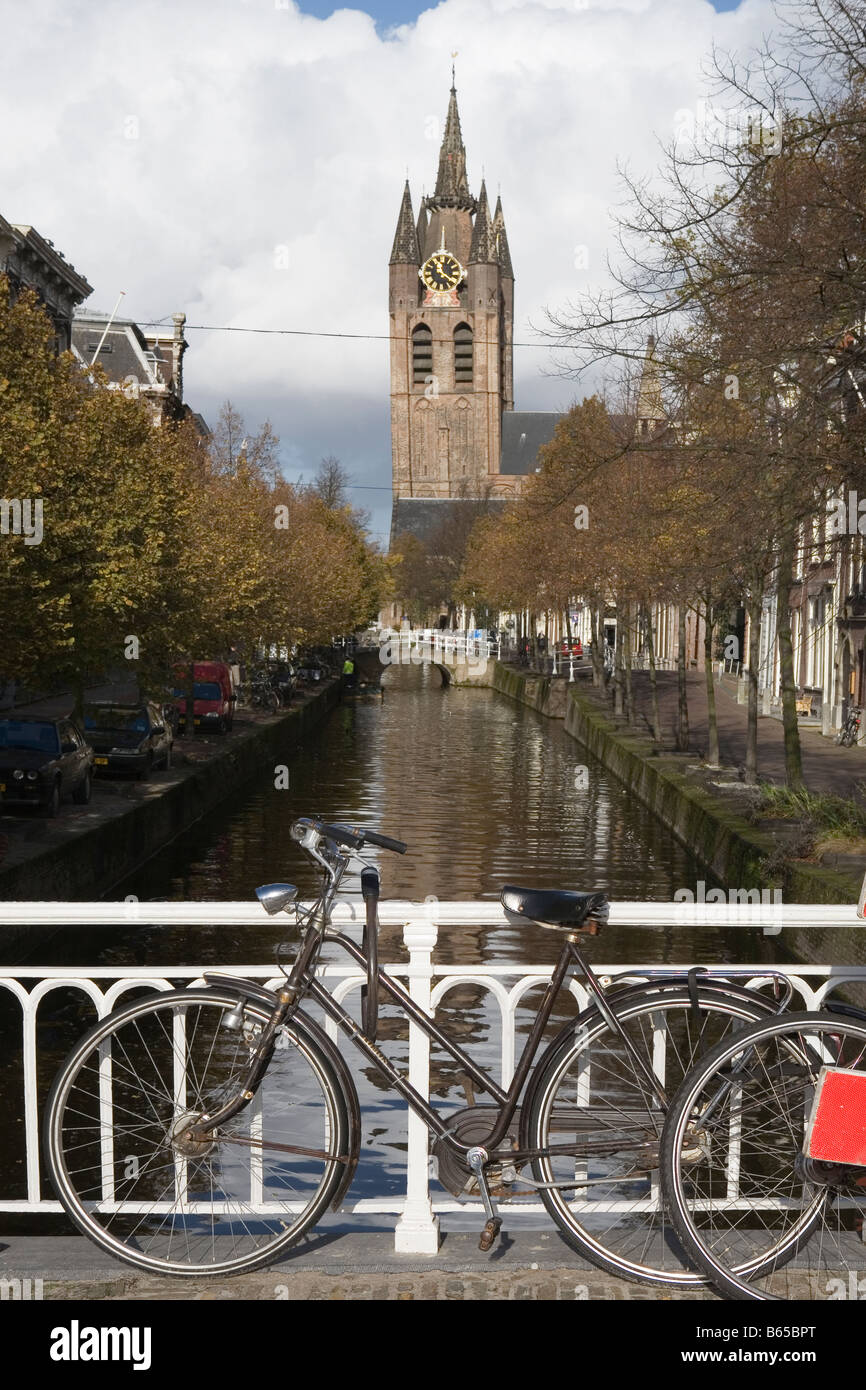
[44,987,352,1278]
[523,983,775,1286]
[660,1011,866,1300]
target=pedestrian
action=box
[342,655,356,690]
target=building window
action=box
[412,324,432,385]
[454,323,473,385]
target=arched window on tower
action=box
[454,323,473,386]
[412,324,433,386]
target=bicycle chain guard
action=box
[431,1106,521,1198]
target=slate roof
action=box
[390,496,508,548]
[500,412,562,474]
[71,316,165,386]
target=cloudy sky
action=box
[3,0,777,544]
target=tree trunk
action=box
[590,603,604,687]
[613,606,625,717]
[623,599,635,724]
[703,600,720,767]
[644,603,661,741]
[72,669,86,728]
[745,594,762,783]
[676,606,689,750]
[775,525,804,789]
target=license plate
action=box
[194,718,200,725]
[805,1067,866,1166]
[94,757,109,766]
[0,783,4,792]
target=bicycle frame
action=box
[194,827,793,1172]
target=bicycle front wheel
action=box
[661,1011,866,1300]
[45,988,352,1277]
[524,984,773,1286]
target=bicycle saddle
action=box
[500,885,609,933]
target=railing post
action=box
[394,917,441,1255]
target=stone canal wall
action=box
[0,682,340,915]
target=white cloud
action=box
[1,0,776,536]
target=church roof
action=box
[390,180,420,265]
[469,180,496,263]
[390,496,508,548]
[430,83,474,211]
[500,412,562,474]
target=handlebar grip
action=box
[320,822,408,855]
[362,829,408,855]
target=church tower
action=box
[389,80,514,501]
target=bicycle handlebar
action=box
[321,822,408,855]
[292,817,408,856]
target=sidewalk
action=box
[0,1232,714,1301]
[624,670,866,802]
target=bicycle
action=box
[836,707,862,746]
[45,817,797,1283]
[661,1009,866,1300]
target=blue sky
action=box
[298,0,742,22]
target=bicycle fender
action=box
[202,976,361,1208]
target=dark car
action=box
[0,716,93,817]
[83,702,173,779]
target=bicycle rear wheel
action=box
[524,984,774,1285]
[661,1012,866,1300]
[45,988,351,1277]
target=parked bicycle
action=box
[661,1009,866,1300]
[247,671,280,713]
[836,706,862,746]
[45,817,807,1285]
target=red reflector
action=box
[805,1067,866,1166]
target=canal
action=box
[6,668,768,1225]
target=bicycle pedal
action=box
[478,1217,502,1252]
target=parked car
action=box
[0,715,93,817]
[172,661,235,734]
[83,702,173,778]
[559,638,583,658]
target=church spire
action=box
[389,179,420,265]
[469,179,495,263]
[636,334,665,431]
[431,81,473,210]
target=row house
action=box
[741,327,866,734]
[0,213,92,351]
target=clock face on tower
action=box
[420,250,464,292]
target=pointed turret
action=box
[416,199,428,255]
[432,82,474,210]
[469,180,496,263]
[493,195,514,279]
[390,180,420,265]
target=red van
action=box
[173,661,235,734]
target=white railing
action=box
[413,631,494,663]
[2,899,865,1253]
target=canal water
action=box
[7,668,768,1224]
